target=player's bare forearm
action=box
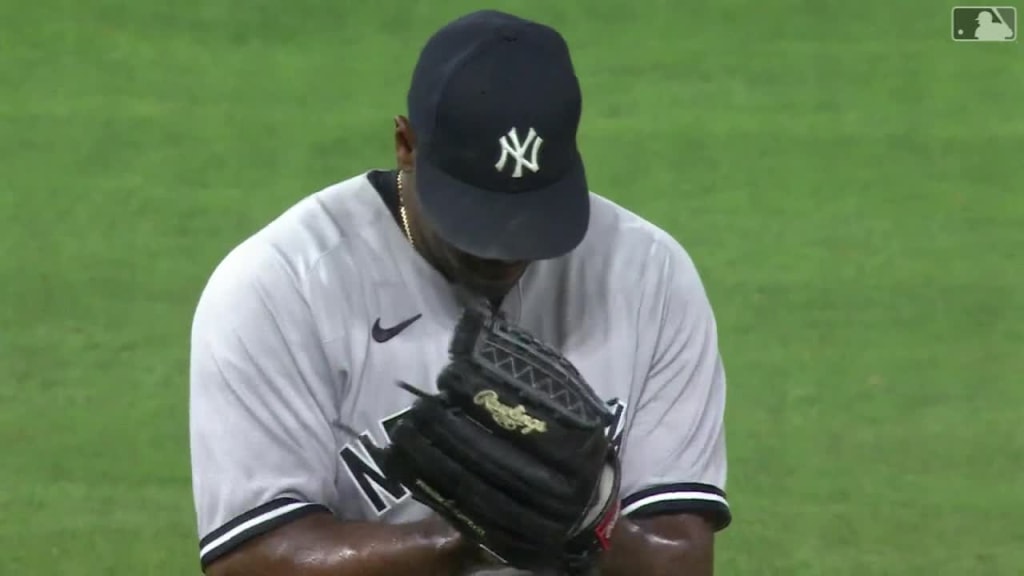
[599,514,715,576]
[203,513,475,576]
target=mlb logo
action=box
[952,6,1017,41]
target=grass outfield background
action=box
[2,1,1022,574]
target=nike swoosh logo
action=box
[372,314,422,343]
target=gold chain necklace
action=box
[396,170,414,248]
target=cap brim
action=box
[414,154,590,261]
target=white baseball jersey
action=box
[189,171,731,573]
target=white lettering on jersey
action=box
[495,127,543,177]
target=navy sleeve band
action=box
[198,498,331,569]
[622,482,731,531]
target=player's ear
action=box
[394,115,416,172]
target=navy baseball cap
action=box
[407,10,590,261]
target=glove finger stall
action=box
[438,364,611,482]
[386,419,578,554]
[403,396,590,519]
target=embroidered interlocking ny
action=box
[495,127,543,177]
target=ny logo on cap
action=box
[495,127,543,178]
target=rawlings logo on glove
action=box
[473,389,549,434]
[364,303,621,575]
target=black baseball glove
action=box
[365,303,621,575]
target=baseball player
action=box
[189,9,730,576]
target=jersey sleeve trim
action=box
[621,482,732,531]
[198,497,331,569]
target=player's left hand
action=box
[364,302,621,575]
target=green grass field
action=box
[2,1,1022,574]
